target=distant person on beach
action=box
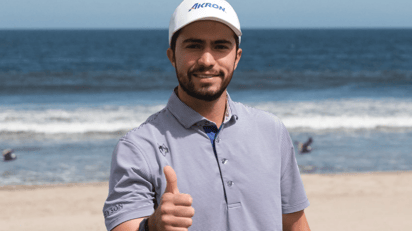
[103,0,310,230]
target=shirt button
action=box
[216,138,221,143]
[227,181,234,187]
[222,158,228,164]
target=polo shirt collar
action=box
[227,93,238,121]
[166,89,238,129]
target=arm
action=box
[282,210,311,231]
[279,123,310,230]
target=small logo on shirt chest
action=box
[158,144,169,156]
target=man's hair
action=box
[170,29,240,53]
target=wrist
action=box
[138,217,151,231]
[144,217,149,231]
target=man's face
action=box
[167,20,242,102]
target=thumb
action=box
[164,166,179,194]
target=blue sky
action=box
[1,0,411,29]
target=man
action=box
[103,0,310,230]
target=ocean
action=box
[1,29,411,186]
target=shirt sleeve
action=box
[279,124,310,214]
[103,138,155,231]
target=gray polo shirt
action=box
[103,91,309,231]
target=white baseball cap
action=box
[169,0,242,45]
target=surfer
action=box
[298,137,313,154]
[2,149,17,161]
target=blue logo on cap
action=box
[188,3,226,12]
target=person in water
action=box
[2,149,17,161]
[298,137,313,154]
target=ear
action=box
[234,48,242,70]
[167,48,176,68]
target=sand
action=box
[1,171,411,231]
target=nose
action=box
[197,50,216,68]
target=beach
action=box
[1,171,411,231]
[302,171,412,231]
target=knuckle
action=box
[161,216,170,225]
[160,205,171,215]
[164,225,175,231]
[182,194,193,204]
[164,225,174,231]
[162,193,173,201]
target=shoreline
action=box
[1,170,410,189]
[2,171,412,230]
[0,181,109,191]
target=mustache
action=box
[188,66,224,77]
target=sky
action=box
[1,0,411,29]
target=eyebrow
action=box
[182,38,204,44]
[214,40,233,45]
[182,38,233,45]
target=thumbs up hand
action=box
[148,166,195,231]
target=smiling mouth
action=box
[192,73,220,78]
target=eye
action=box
[186,44,202,49]
[215,45,229,50]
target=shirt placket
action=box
[200,118,240,210]
[213,123,241,209]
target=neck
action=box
[177,86,227,128]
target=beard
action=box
[175,65,234,102]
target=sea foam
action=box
[1,98,411,135]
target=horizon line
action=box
[1,26,412,30]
